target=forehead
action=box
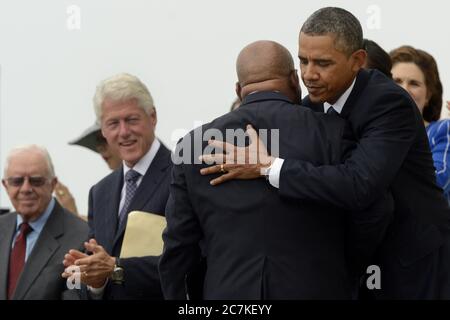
[392,62,425,81]
[298,33,344,59]
[101,98,147,120]
[6,151,49,177]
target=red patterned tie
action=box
[8,222,32,299]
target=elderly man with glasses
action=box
[0,145,88,300]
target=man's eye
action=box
[317,62,331,67]
[300,59,308,65]
[127,118,140,124]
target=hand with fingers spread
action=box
[199,124,274,186]
[61,238,116,288]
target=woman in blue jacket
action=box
[390,46,450,204]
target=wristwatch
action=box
[111,257,124,285]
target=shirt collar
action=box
[324,77,357,114]
[16,197,55,233]
[122,139,161,178]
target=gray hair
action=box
[93,73,155,122]
[301,7,363,56]
[3,144,55,178]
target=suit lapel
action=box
[340,69,370,119]
[99,169,123,254]
[112,145,171,248]
[12,203,64,300]
[0,213,17,300]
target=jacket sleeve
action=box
[280,92,417,211]
[429,120,450,191]
[158,158,203,300]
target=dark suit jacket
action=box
[87,141,172,299]
[284,69,450,298]
[159,91,388,300]
[0,201,88,300]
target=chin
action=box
[19,209,39,221]
[308,95,321,103]
[124,157,140,167]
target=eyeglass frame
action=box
[3,176,52,188]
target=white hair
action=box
[3,144,55,178]
[93,73,155,122]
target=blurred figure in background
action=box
[390,46,450,204]
[69,122,122,170]
[55,123,122,216]
[362,39,392,78]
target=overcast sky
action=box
[1,0,449,215]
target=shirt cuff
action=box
[88,279,108,299]
[268,158,284,189]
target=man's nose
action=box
[303,64,319,81]
[118,121,131,137]
[20,178,33,193]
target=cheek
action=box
[8,189,20,201]
[408,87,422,100]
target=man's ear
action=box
[290,70,300,87]
[351,49,367,72]
[101,125,107,139]
[235,82,242,100]
[150,107,157,126]
[50,177,58,191]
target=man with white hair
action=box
[0,145,88,299]
[62,73,172,299]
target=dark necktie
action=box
[118,169,141,230]
[8,222,32,299]
[327,106,339,116]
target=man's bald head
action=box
[236,40,295,87]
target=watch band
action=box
[115,257,122,268]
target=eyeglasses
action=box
[4,176,49,187]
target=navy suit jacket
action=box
[87,141,172,299]
[160,91,387,299]
[286,69,450,298]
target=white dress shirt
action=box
[268,78,356,188]
[118,139,161,215]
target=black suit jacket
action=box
[87,141,172,299]
[159,91,387,299]
[0,201,88,300]
[286,69,450,298]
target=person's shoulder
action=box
[365,69,410,99]
[432,118,450,127]
[429,119,450,136]
[0,211,16,224]
[356,70,416,116]
[60,206,89,232]
[91,168,122,192]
